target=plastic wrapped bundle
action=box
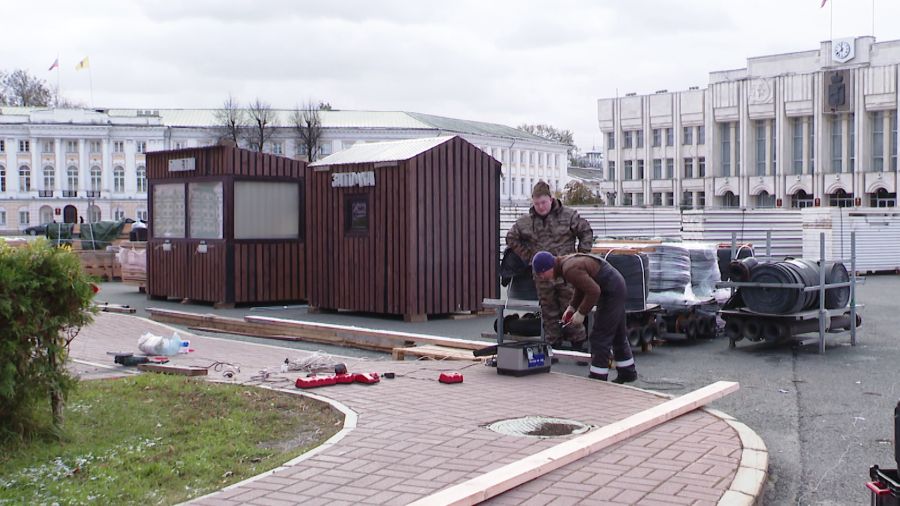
[604,251,650,311]
[647,245,691,293]
[686,244,720,297]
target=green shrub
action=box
[0,239,97,441]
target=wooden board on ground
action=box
[148,308,394,353]
[392,345,483,361]
[408,381,740,506]
[244,315,492,351]
[137,363,208,376]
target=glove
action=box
[569,311,585,326]
[561,306,576,324]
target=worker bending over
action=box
[531,251,637,383]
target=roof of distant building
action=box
[567,167,605,182]
[0,107,558,146]
[309,136,456,167]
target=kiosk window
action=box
[234,181,301,239]
[152,183,186,238]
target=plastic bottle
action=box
[162,333,183,356]
[178,340,191,354]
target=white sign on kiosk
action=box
[331,171,375,188]
[168,158,196,172]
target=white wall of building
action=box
[598,36,900,210]
[0,109,567,232]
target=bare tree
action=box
[291,100,325,162]
[0,69,53,106]
[246,98,277,152]
[51,86,87,108]
[213,94,247,146]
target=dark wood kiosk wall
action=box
[306,136,500,321]
[146,146,306,307]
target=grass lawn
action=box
[0,373,343,505]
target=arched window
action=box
[113,166,125,193]
[88,205,101,222]
[871,187,896,208]
[90,166,102,191]
[67,166,79,191]
[43,166,55,191]
[113,207,125,221]
[722,191,740,208]
[136,165,147,193]
[829,188,853,208]
[39,205,54,224]
[792,190,814,208]
[756,191,775,208]
[18,166,31,192]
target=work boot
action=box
[588,372,608,381]
[612,367,637,384]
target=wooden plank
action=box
[408,381,740,506]
[391,345,482,361]
[244,314,492,350]
[137,363,209,376]
[147,308,397,352]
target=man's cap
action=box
[531,180,552,199]
[532,251,556,274]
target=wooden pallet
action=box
[392,345,483,361]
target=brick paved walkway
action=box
[69,313,766,505]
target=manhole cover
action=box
[485,416,591,438]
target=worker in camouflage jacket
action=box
[506,180,594,348]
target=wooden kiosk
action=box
[307,136,501,321]
[146,145,306,307]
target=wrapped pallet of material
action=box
[684,242,721,297]
[602,250,650,311]
[647,244,691,293]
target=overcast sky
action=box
[3,0,900,151]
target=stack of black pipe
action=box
[741,259,850,314]
[717,244,754,281]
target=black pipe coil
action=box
[741,259,851,314]
[728,257,760,282]
[717,245,754,281]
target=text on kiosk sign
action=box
[331,171,375,188]
[168,158,196,172]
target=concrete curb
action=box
[182,383,359,505]
[706,408,769,506]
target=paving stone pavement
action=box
[68,313,767,505]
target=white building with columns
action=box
[0,108,567,233]
[598,36,900,209]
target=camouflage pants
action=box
[535,277,587,345]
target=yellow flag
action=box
[75,57,89,71]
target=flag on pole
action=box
[75,57,89,71]
[821,0,828,7]
[48,58,59,71]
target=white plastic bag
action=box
[137,331,183,356]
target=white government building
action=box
[598,36,900,209]
[0,109,567,233]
